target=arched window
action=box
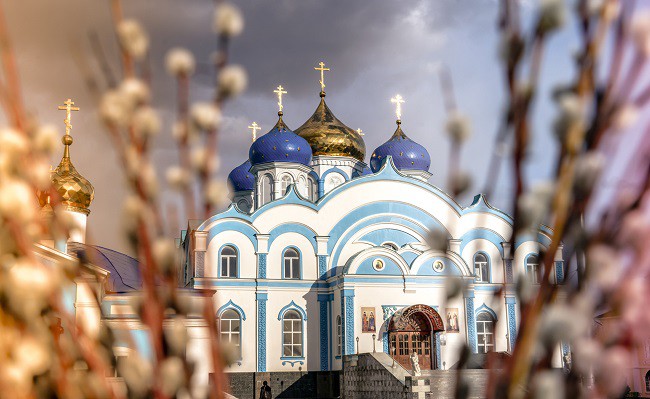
[382,242,399,251]
[220,246,238,278]
[219,309,241,359]
[283,248,300,279]
[336,315,342,356]
[282,310,303,357]
[474,253,489,283]
[526,255,540,285]
[476,312,495,353]
[645,370,650,392]
[261,174,273,204]
[280,174,293,195]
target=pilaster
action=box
[256,292,268,372]
[464,289,477,353]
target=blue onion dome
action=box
[249,112,312,166]
[295,92,366,162]
[227,160,254,192]
[369,120,431,173]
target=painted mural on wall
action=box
[361,307,377,333]
[446,308,460,333]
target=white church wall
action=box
[205,230,257,279]
[213,288,257,371]
[266,232,317,280]
[460,239,505,284]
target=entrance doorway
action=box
[388,304,445,370]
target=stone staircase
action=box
[342,353,489,399]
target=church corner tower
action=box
[39,98,94,248]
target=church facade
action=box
[179,82,566,376]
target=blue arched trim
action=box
[515,232,552,250]
[207,221,258,251]
[217,243,240,278]
[282,246,303,280]
[459,229,506,257]
[321,166,350,182]
[472,251,491,283]
[475,303,498,321]
[277,300,308,321]
[269,223,318,252]
[217,299,247,321]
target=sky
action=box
[6,0,597,254]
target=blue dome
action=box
[249,114,312,166]
[227,160,254,192]
[369,122,431,173]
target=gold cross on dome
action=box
[248,121,261,142]
[314,61,330,92]
[391,95,404,121]
[274,85,287,112]
[57,98,80,136]
[356,128,365,136]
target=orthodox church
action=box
[36,64,576,397]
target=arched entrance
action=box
[388,304,445,370]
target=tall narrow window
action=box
[526,255,540,285]
[220,246,237,278]
[282,310,303,357]
[283,248,300,279]
[645,370,650,392]
[219,310,241,359]
[280,174,293,195]
[476,312,495,353]
[336,315,342,356]
[261,174,273,204]
[474,253,489,283]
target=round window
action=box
[373,259,385,271]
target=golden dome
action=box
[295,93,366,162]
[38,99,94,215]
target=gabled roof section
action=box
[68,242,142,292]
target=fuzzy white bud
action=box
[573,151,605,195]
[218,65,248,98]
[165,48,196,77]
[166,167,192,191]
[213,3,244,37]
[553,93,583,144]
[100,90,130,127]
[33,125,60,155]
[190,102,221,131]
[117,19,149,60]
[0,180,38,223]
[153,238,178,276]
[538,0,566,33]
[132,107,161,140]
[445,112,472,143]
[630,11,650,57]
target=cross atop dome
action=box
[57,98,80,159]
[314,61,330,96]
[248,122,260,142]
[274,85,287,114]
[391,94,405,123]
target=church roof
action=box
[249,113,312,166]
[227,160,255,192]
[370,121,431,173]
[68,242,142,292]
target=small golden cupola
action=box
[295,62,366,162]
[40,99,95,216]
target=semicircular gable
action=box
[206,220,259,251]
[356,229,419,248]
[268,223,318,252]
[410,250,471,276]
[344,247,410,276]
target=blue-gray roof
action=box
[68,242,142,292]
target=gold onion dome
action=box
[295,92,366,162]
[39,99,94,215]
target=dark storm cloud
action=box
[6,0,576,253]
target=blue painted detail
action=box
[258,253,267,279]
[257,296,267,372]
[206,221,258,251]
[281,246,303,280]
[515,232,552,250]
[475,303,498,321]
[435,332,441,369]
[318,255,327,280]
[414,257,462,276]
[400,250,419,265]
[466,296,477,353]
[459,229,506,258]
[555,261,564,284]
[505,258,513,283]
[319,300,329,370]
[383,332,389,354]
[256,292,268,300]
[342,289,355,298]
[227,160,254,192]
[268,224,317,252]
[321,166,350,182]
[370,124,431,172]
[249,116,312,166]
[561,342,570,368]
[344,295,355,355]
[473,285,501,292]
[318,178,324,197]
[356,256,403,275]
[357,229,419,248]
[505,296,516,305]
[281,359,305,366]
[317,293,331,302]
[507,301,517,350]
[217,243,240,278]
[217,300,247,320]
[277,300,308,321]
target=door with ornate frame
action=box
[388,304,445,370]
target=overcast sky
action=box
[7,0,630,254]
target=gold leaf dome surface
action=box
[50,156,94,214]
[295,95,366,162]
